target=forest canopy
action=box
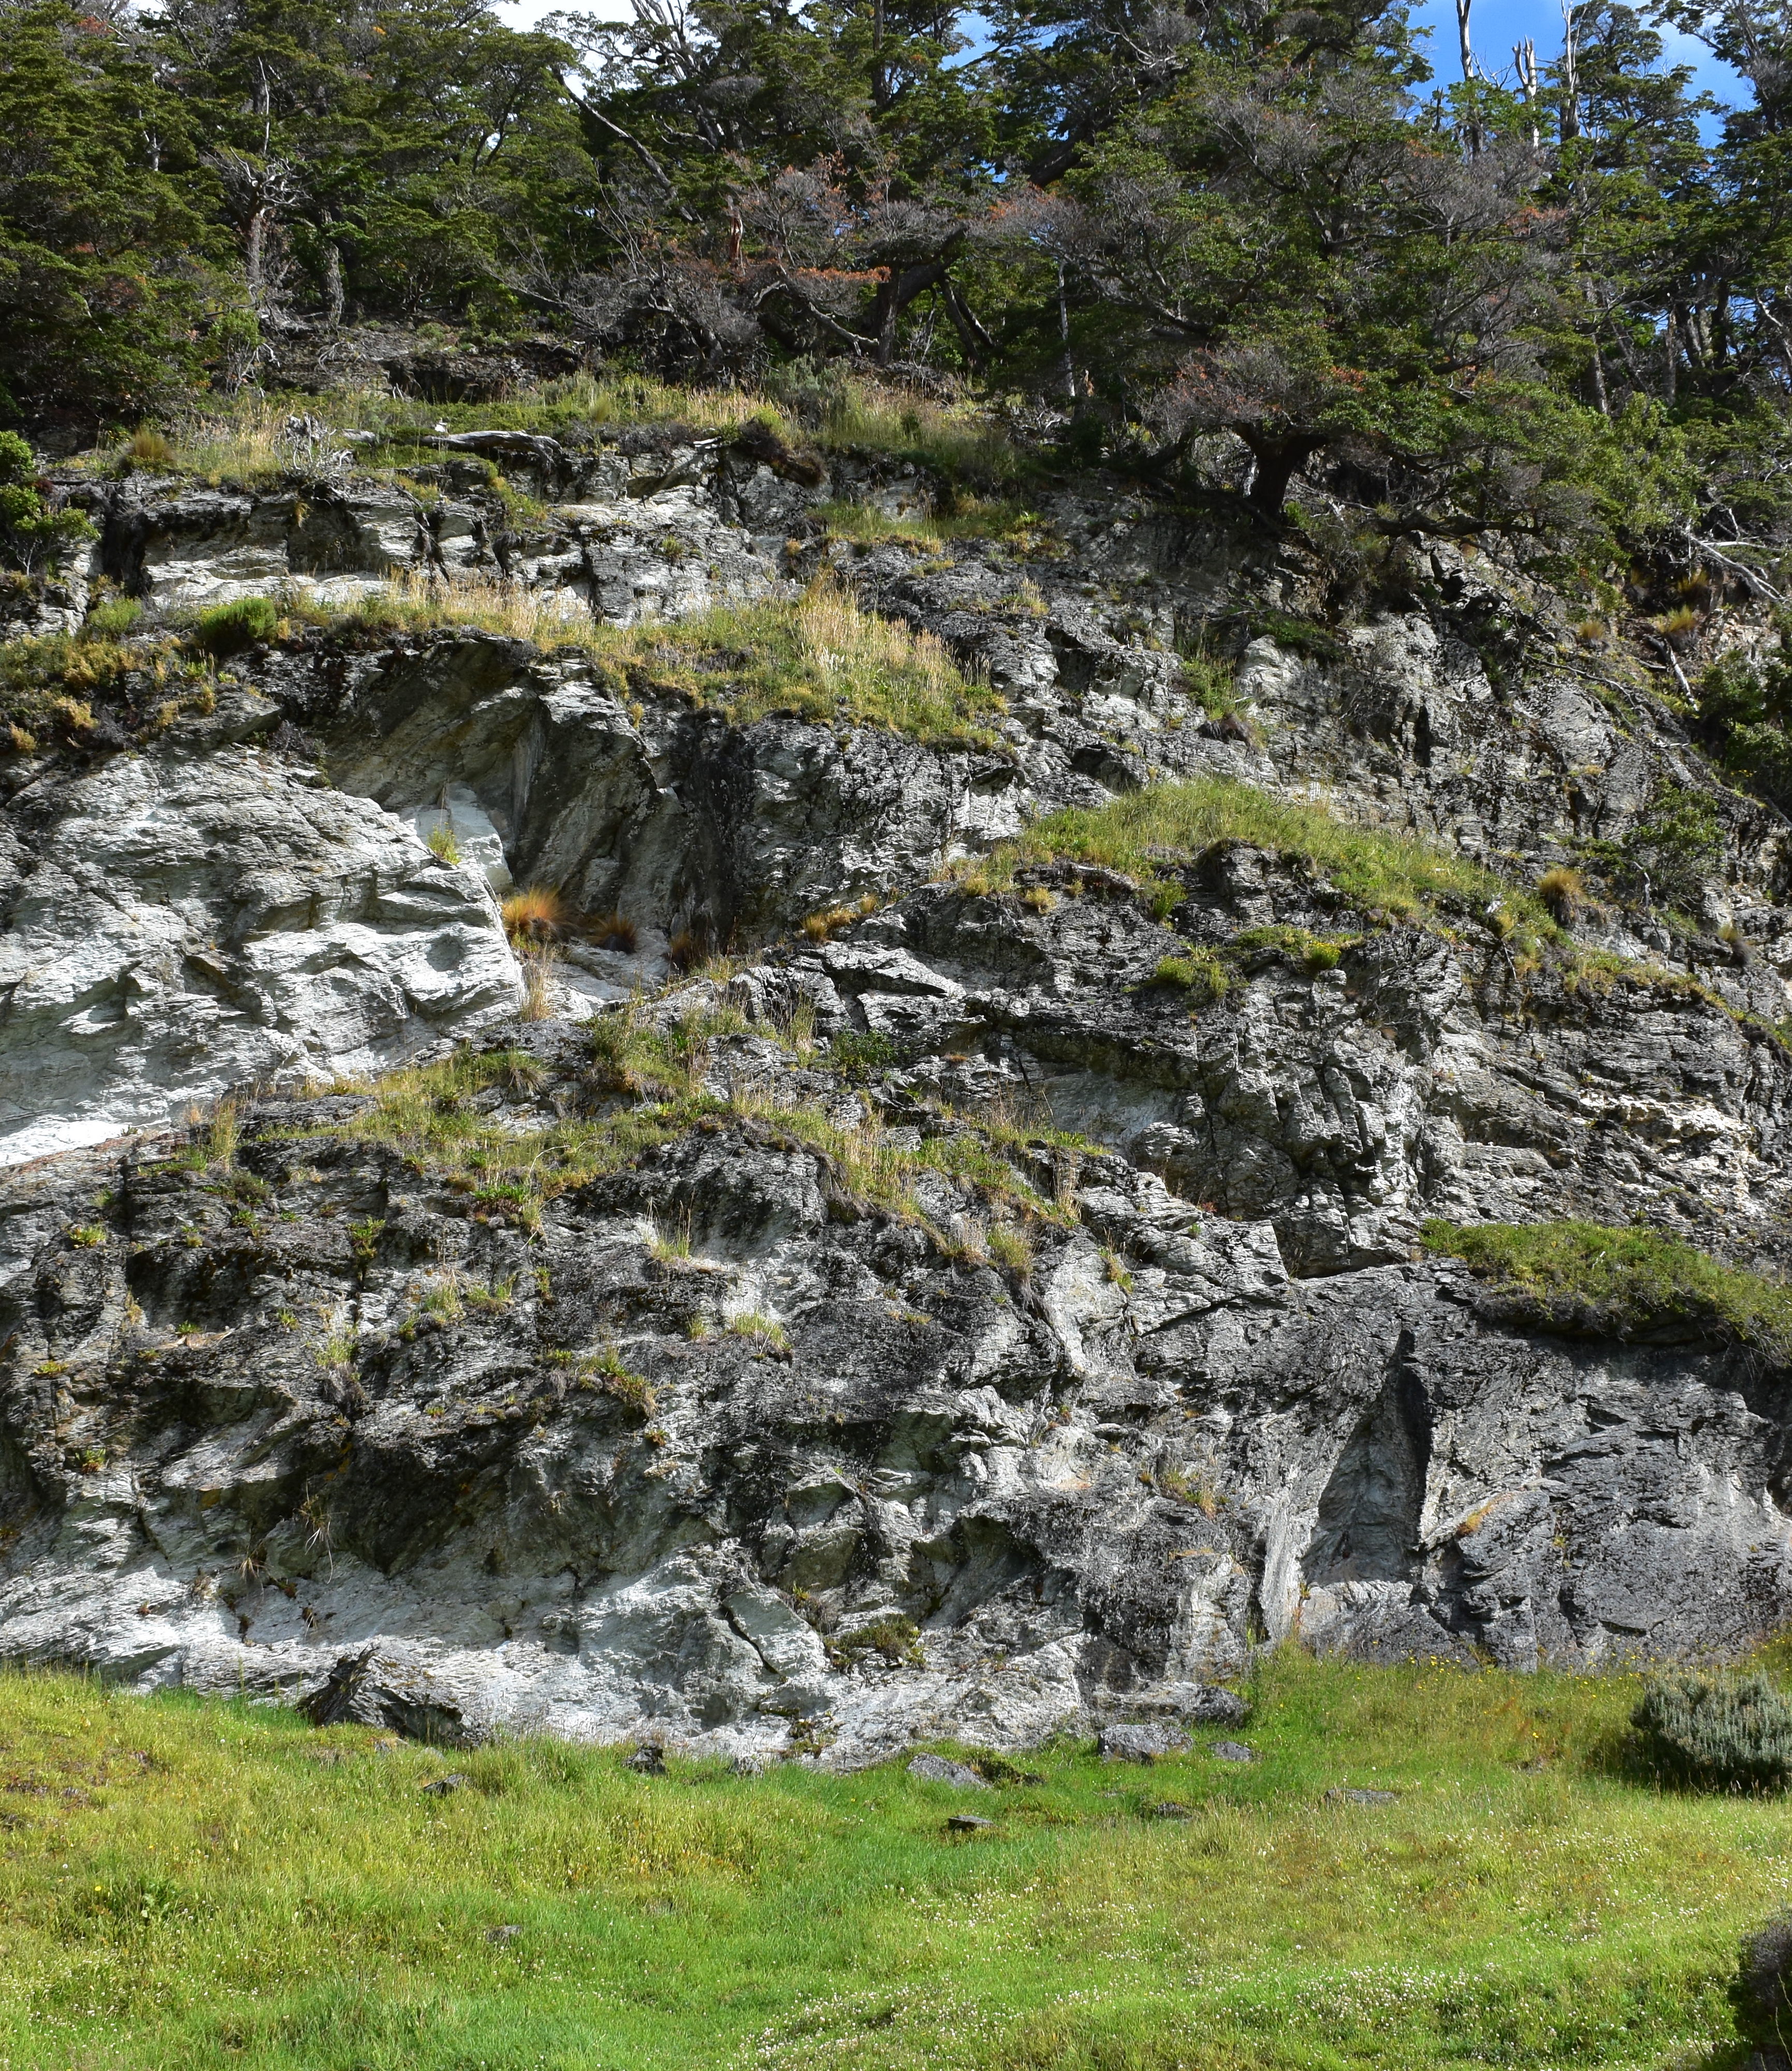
[3,0,1790,555]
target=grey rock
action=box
[418,1773,469,1796]
[3,443,1792,1770]
[1177,1685,1250,1726]
[945,1813,994,1832]
[1146,1801,1194,1818]
[907,1753,989,1788]
[486,1924,521,1943]
[1325,1787,1398,1805]
[1099,1724,1191,1763]
[626,1745,667,1775]
[1210,1741,1256,1763]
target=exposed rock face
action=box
[0,730,521,1163]
[4,427,1792,1759]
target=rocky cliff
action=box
[2,416,1790,1760]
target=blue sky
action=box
[1408,0,1744,108]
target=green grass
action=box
[1422,1218,1792,1360]
[285,1037,1077,1240]
[951,776,1556,935]
[815,497,1053,548]
[286,577,1004,750]
[0,1652,1775,2069]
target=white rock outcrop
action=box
[0,740,522,1163]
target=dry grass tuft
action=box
[1538,865,1586,923]
[501,885,569,943]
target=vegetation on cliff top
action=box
[1422,1218,1792,1361]
[0,1651,1780,2069]
[4,0,1788,564]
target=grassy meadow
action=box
[0,1652,1780,2071]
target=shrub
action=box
[0,431,94,573]
[83,597,141,641]
[192,596,278,655]
[829,1029,897,1082]
[1631,1672,1792,1793]
[590,911,636,954]
[425,823,461,865]
[1731,1911,1792,2051]
[1613,783,1724,912]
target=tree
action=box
[1044,5,1624,531]
[0,1,230,418]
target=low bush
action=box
[191,595,278,655]
[83,596,141,640]
[1633,1672,1792,1793]
[1149,950,1231,1002]
[828,1029,898,1082]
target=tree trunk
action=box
[246,208,270,311]
[322,240,344,328]
[1241,434,1320,515]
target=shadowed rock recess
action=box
[6,431,1792,1761]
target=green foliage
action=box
[1148,950,1230,1002]
[954,776,1549,936]
[0,3,228,418]
[0,1653,1782,2067]
[0,430,91,572]
[83,596,140,640]
[1576,783,1726,915]
[1232,924,1356,972]
[191,596,278,656]
[1689,641,1792,813]
[1632,1672,1792,1794]
[828,1030,899,1082]
[1421,1219,1792,1361]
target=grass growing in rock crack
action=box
[1423,1218,1792,1361]
[949,776,1553,936]
[284,1042,1076,1239]
[306,576,1004,750]
[0,1650,1781,2069]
